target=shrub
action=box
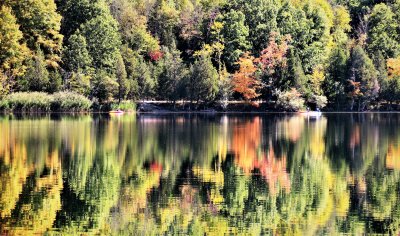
[311,95,328,109]
[1,92,53,112]
[51,91,92,112]
[275,88,305,111]
[0,99,9,111]
[111,100,136,112]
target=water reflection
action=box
[1,113,400,234]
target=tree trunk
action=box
[350,98,354,111]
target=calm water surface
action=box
[1,113,400,235]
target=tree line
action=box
[1,0,400,110]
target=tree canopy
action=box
[0,0,400,110]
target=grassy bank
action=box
[0,92,92,112]
[0,92,136,113]
[111,100,136,112]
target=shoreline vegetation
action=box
[1,92,400,113]
[1,1,400,112]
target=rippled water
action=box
[1,113,400,235]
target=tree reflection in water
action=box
[1,113,400,235]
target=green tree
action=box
[367,3,400,58]
[348,45,379,111]
[395,0,400,31]
[331,5,351,47]
[63,31,93,73]
[58,0,106,38]
[279,49,308,95]
[5,0,63,66]
[80,9,122,72]
[219,10,250,70]
[62,31,93,95]
[148,0,180,47]
[277,1,332,74]
[157,47,188,102]
[380,76,400,106]
[323,5,351,108]
[22,50,50,92]
[373,51,388,91]
[380,56,400,106]
[324,46,350,108]
[226,0,280,54]
[187,52,219,104]
[67,72,91,95]
[137,60,156,100]
[48,70,62,93]
[120,45,155,100]
[91,69,118,102]
[115,54,128,102]
[110,0,159,55]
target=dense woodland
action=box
[1,0,400,110]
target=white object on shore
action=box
[300,111,322,117]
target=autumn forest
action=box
[1,0,400,111]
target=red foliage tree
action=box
[255,32,291,75]
[148,50,163,61]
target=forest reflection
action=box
[1,113,400,235]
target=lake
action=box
[1,113,400,235]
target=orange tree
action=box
[232,53,261,102]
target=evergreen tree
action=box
[91,69,118,102]
[63,31,93,73]
[324,46,350,107]
[187,53,219,104]
[136,59,156,100]
[58,0,106,38]
[67,72,91,95]
[22,50,50,92]
[348,45,379,111]
[48,70,62,93]
[115,54,128,102]
[279,49,308,95]
[157,47,188,102]
[121,45,155,100]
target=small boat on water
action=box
[299,111,322,117]
[109,109,124,114]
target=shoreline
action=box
[3,110,400,115]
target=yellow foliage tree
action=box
[387,57,400,79]
[310,65,326,95]
[0,6,29,79]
